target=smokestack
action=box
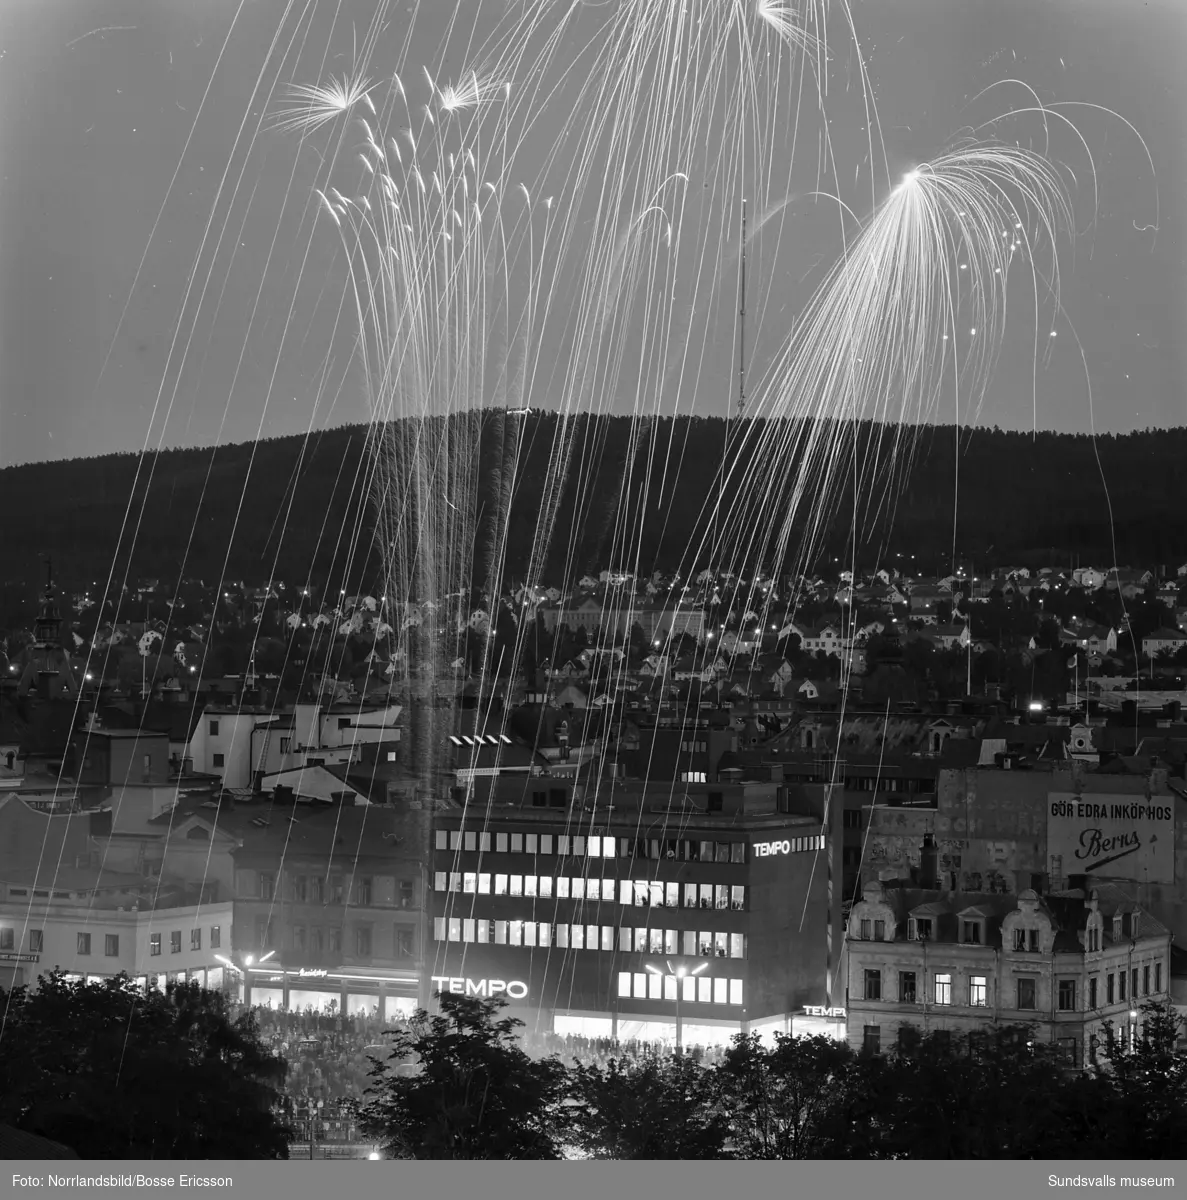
[919,833,939,889]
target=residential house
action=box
[1142,629,1187,660]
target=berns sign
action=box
[431,976,529,1000]
[1047,792,1174,884]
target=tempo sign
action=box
[754,840,791,857]
[431,976,528,1000]
[802,1006,846,1019]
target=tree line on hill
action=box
[3,417,1187,598]
[2,976,1184,1160]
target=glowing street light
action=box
[646,960,709,1053]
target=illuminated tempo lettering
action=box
[753,840,791,857]
[431,976,529,1001]
[803,1005,846,1019]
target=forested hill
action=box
[1,416,1185,593]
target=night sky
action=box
[1,0,1182,468]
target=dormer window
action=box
[961,920,983,945]
[860,919,872,939]
[908,917,933,941]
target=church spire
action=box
[33,558,62,649]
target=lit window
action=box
[463,873,477,894]
[434,872,446,892]
[539,923,551,946]
[729,979,743,1006]
[558,836,571,856]
[477,921,490,944]
[539,876,553,898]
[508,921,524,947]
[934,973,952,1005]
[433,918,446,942]
[478,874,491,894]
[557,925,570,949]
[449,832,461,851]
[496,833,509,853]
[663,976,677,1002]
[697,977,712,1003]
[602,926,614,952]
[618,972,632,998]
[495,874,508,896]
[540,835,554,854]
[633,972,647,999]
[571,925,585,950]
[435,831,448,850]
[524,876,538,898]
[526,834,538,854]
[480,833,491,852]
[448,919,461,942]
[713,978,727,1005]
[464,831,477,852]
[511,834,523,853]
[524,923,537,948]
[969,976,988,1007]
[574,837,586,856]
[684,883,697,909]
[730,933,745,959]
[449,873,462,893]
[462,920,476,943]
[647,972,662,1000]
[556,877,570,899]
[635,928,648,952]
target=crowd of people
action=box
[521,1030,730,1068]
[244,1004,409,1142]
[243,1002,729,1142]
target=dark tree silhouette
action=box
[358,994,571,1159]
[0,974,290,1159]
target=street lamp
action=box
[646,960,708,1053]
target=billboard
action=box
[1047,793,1174,884]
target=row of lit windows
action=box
[434,873,746,911]
[862,962,1164,1011]
[0,928,223,958]
[149,927,222,956]
[433,918,746,959]
[436,830,751,864]
[617,972,743,1007]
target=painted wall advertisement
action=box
[1047,792,1174,884]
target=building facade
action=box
[231,805,429,1020]
[844,879,1172,1067]
[0,893,234,994]
[429,781,842,1047]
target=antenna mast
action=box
[738,197,747,418]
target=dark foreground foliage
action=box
[0,973,291,1159]
[360,996,1187,1159]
